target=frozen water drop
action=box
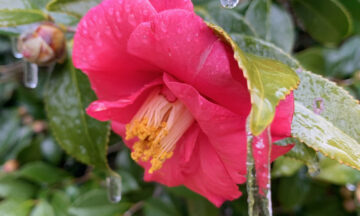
[23,62,38,89]
[11,37,23,59]
[220,0,239,9]
[107,174,122,203]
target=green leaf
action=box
[272,156,303,177]
[0,199,35,216]
[295,47,326,75]
[44,55,110,169]
[186,196,219,216]
[30,200,55,216]
[209,24,299,135]
[316,156,360,185]
[117,170,140,194]
[51,191,71,216]
[0,10,49,27]
[0,175,37,200]
[245,0,271,39]
[144,198,181,216]
[291,0,352,45]
[339,0,360,34]
[68,189,131,216]
[196,2,256,36]
[277,138,320,174]
[17,161,70,184]
[232,34,360,171]
[269,4,295,53]
[0,109,33,164]
[277,171,311,210]
[325,36,360,78]
[46,0,101,18]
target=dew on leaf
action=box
[107,174,122,203]
[220,0,239,9]
[23,62,38,89]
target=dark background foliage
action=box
[0,0,360,215]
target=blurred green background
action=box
[1,0,360,215]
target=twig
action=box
[123,201,144,216]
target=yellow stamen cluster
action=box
[125,89,194,174]
[125,118,173,173]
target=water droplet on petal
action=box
[220,0,239,9]
[128,14,136,26]
[11,37,23,59]
[23,62,38,88]
[107,174,122,203]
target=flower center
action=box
[125,89,194,173]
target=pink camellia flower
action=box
[73,0,294,206]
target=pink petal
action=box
[271,93,295,142]
[128,10,251,116]
[86,79,162,122]
[73,0,161,100]
[184,133,242,207]
[163,73,247,184]
[149,0,193,12]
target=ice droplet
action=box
[11,37,23,59]
[23,62,38,89]
[107,174,122,203]
[220,0,239,9]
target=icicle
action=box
[106,172,122,203]
[246,119,273,216]
[220,0,239,8]
[23,62,38,89]
[10,37,23,59]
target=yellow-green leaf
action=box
[208,24,299,135]
[232,34,360,171]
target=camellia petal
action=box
[73,0,161,100]
[73,0,296,207]
[128,9,252,116]
[149,0,193,12]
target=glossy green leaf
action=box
[0,10,48,27]
[0,175,37,200]
[209,24,299,135]
[196,2,256,36]
[232,34,360,170]
[269,4,295,53]
[272,156,303,177]
[245,0,270,39]
[30,200,55,216]
[18,161,70,184]
[295,47,326,75]
[68,189,130,216]
[0,199,34,216]
[316,156,360,185]
[44,56,110,169]
[46,0,101,18]
[291,0,352,45]
[339,0,360,34]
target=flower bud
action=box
[18,23,66,66]
[3,160,19,173]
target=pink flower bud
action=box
[18,23,66,66]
